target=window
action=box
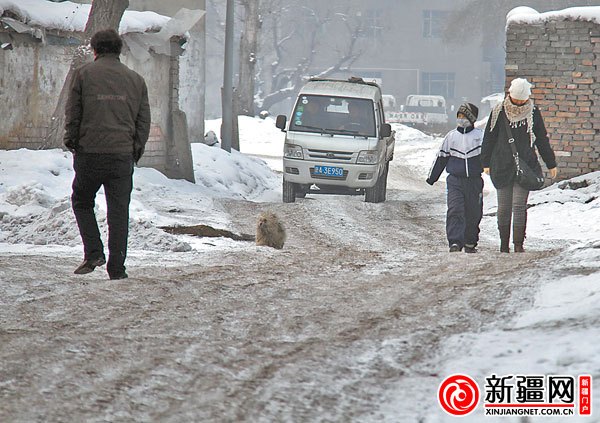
[422,72,455,99]
[423,10,448,38]
[358,9,384,39]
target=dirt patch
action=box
[160,224,255,242]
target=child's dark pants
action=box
[446,174,483,248]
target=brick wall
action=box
[505,19,600,180]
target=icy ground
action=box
[0,117,599,422]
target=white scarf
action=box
[490,96,536,147]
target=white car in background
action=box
[397,94,449,129]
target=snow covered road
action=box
[0,170,574,422]
[1,119,599,422]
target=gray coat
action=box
[64,53,151,158]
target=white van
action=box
[398,94,449,127]
[276,77,395,203]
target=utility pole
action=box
[221,0,234,153]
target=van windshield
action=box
[289,95,376,137]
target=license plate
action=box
[314,165,343,177]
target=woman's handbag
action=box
[502,115,545,191]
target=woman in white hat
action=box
[481,78,558,253]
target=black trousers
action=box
[446,174,484,248]
[71,153,133,276]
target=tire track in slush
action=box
[0,184,561,423]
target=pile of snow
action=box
[205,116,285,158]
[526,171,600,242]
[190,142,280,202]
[390,123,441,179]
[0,117,597,255]
[0,0,170,34]
[205,116,287,172]
[507,5,600,26]
[0,139,280,252]
[482,171,600,243]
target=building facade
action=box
[261,0,505,116]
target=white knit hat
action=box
[509,78,532,101]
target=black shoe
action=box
[464,245,478,254]
[74,257,106,275]
[109,272,129,280]
[449,244,462,252]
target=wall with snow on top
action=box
[505,6,600,180]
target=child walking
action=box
[426,103,484,253]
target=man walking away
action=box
[65,29,151,280]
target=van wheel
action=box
[365,163,388,203]
[380,162,389,201]
[283,179,296,203]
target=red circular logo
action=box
[438,374,480,416]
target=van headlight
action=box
[284,144,304,159]
[357,150,378,164]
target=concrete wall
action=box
[0,29,194,180]
[0,32,71,150]
[36,0,207,144]
[121,37,172,174]
[505,19,600,179]
[179,18,206,143]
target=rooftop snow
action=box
[0,0,170,34]
[507,5,600,26]
[300,80,381,100]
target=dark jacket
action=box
[64,54,151,158]
[427,126,484,184]
[481,106,556,189]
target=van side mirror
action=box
[380,123,392,138]
[276,115,287,131]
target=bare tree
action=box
[236,0,261,116]
[206,1,365,115]
[257,6,364,112]
[444,0,597,46]
[41,0,129,149]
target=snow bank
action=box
[507,5,600,26]
[526,172,600,242]
[0,0,170,34]
[205,116,286,158]
[0,119,443,253]
[0,133,280,251]
[191,142,280,202]
[482,171,600,243]
[2,117,594,253]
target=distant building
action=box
[257,0,505,116]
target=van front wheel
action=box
[365,163,388,203]
[283,179,296,203]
